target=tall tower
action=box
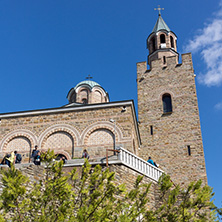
[137,12,207,185]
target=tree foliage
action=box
[0,150,220,221]
[145,174,217,221]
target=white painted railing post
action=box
[117,147,164,182]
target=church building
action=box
[0,12,207,186]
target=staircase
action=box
[117,147,164,182]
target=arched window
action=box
[162,94,172,113]
[79,89,89,104]
[70,92,76,103]
[160,34,166,43]
[170,36,174,48]
[55,154,67,161]
[93,90,102,103]
[151,37,156,52]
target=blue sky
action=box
[0,0,221,207]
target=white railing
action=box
[117,147,164,182]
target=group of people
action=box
[0,145,41,168]
[0,145,71,168]
[1,147,156,168]
[1,150,22,168]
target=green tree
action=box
[0,150,220,221]
[145,174,218,221]
[0,164,29,222]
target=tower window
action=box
[150,125,153,135]
[170,36,174,48]
[151,37,156,52]
[160,34,166,43]
[187,145,191,156]
[162,93,172,113]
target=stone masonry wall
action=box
[0,103,139,163]
[0,163,157,210]
[109,164,157,209]
[137,53,207,186]
[0,164,45,195]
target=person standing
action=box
[34,151,41,165]
[82,149,90,159]
[15,151,22,164]
[31,145,39,162]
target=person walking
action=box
[147,156,158,168]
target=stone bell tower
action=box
[137,10,207,186]
[147,10,178,67]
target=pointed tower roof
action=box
[147,9,179,67]
[152,15,170,33]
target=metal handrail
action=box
[106,149,120,167]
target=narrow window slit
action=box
[150,125,153,135]
[187,145,191,156]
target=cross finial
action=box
[86,74,93,80]
[154,5,164,16]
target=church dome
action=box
[67,78,109,105]
[74,80,101,89]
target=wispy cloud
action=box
[214,102,222,110]
[185,1,222,86]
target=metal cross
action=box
[154,5,164,15]
[86,74,93,80]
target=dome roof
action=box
[67,79,109,104]
[74,80,101,89]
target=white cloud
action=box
[215,102,222,110]
[185,2,222,86]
